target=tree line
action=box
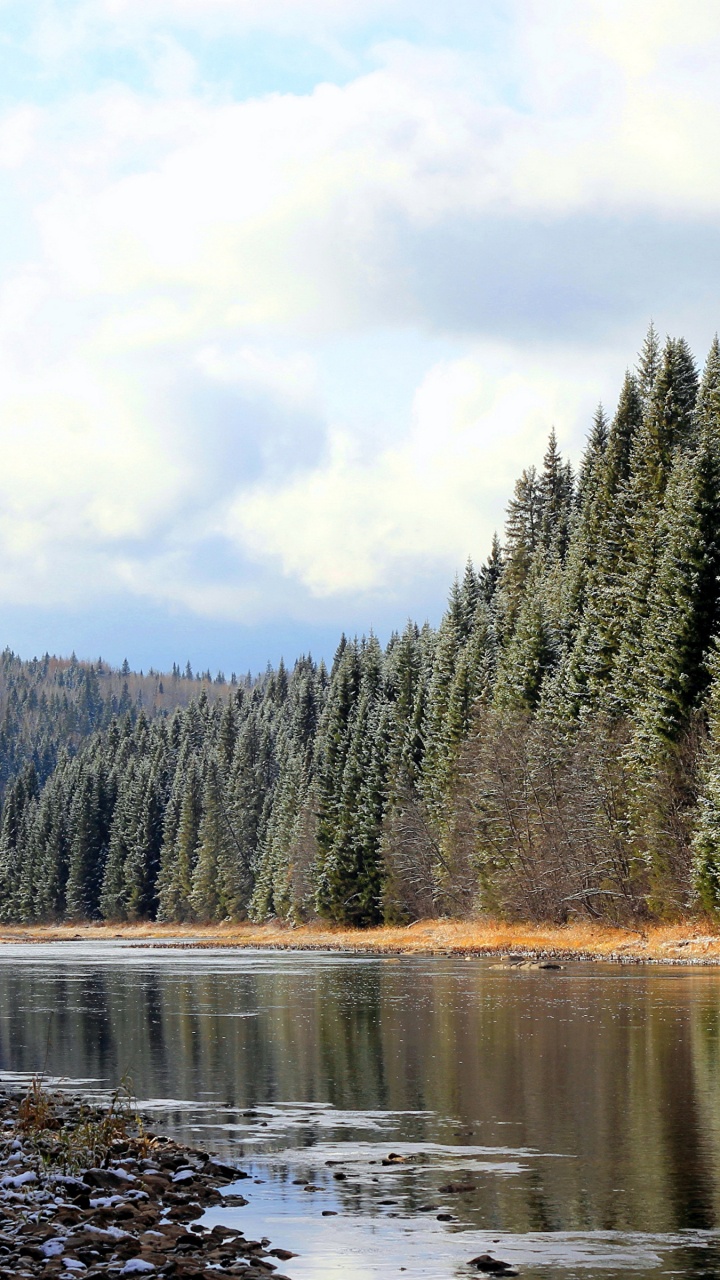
[4,325,720,925]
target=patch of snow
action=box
[41,1238,66,1257]
[1,1170,37,1187]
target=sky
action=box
[0,0,719,676]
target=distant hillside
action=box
[0,648,240,799]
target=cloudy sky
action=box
[0,0,719,674]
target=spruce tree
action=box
[65,766,104,919]
[693,642,720,911]
[156,756,202,922]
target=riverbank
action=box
[1,918,720,964]
[0,1085,296,1280]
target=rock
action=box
[167,1202,203,1221]
[439,1182,476,1194]
[0,1087,298,1280]
[468,1254,518,1275]
[173,1232,203,1252]
[205,1159,248,1181]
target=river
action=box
[0,941,718,1278]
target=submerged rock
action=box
[468,1254,519,1276]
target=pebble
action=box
[0,1088,298,1280]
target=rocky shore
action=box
[0,1087,296,1280]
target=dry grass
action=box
[16,1077,148,1174]
[2,916,720,962]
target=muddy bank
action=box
[1,919,720,965]
[0,1087,296,1280]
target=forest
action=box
[2,325,720,927]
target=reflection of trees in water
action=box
[318,967,388,1111]
[2,963,720,1234]
[656,1004,715,1231]
[141,975,170,1094]
[78,973,114,1074]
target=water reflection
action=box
[1,944,720,1276]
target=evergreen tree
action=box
[124,755,165,920]
[190,756,232,921]
[315,637,386,925]
[495,466,542,639]
[693,642,720,911]
[637,320,661,405]
[479,534,503,605]
[65,765,105,918]
[538,428,574,560]
[156,757,202,922]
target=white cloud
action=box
[195,345,318,408]
[95,0,409,36]
[0,107,41,170]
[0,0,718,633]
[227,347,604,597]
[12,20,720,347]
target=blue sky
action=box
[0,0,719,676]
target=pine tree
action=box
[124,755,165,920]
[190,757,229,921]
[693,642,720,911]
[315,637,386,925]
[575,405,609,514]
[696,335,720,433]
[156,756,202,922]
[493,586,554,713]
[479,534,503,605]
[636,439,720,750]
[612,338,700,714]
[65,766,104,919]
[495,466,542,639]
[538,428,574,561]
[637,321,661,405]
[0,764,39,921]
[32,759,71,919]
[420,594,463,816]
[99,761,138,920]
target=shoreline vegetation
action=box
[3,918,720,965]
[0,1083,296,1280]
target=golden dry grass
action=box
[1,917,720,962]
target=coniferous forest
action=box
[4,326,720,927]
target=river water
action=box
[0,942,719,1279]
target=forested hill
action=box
[0,650,244,806]
[4,325,720,927]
